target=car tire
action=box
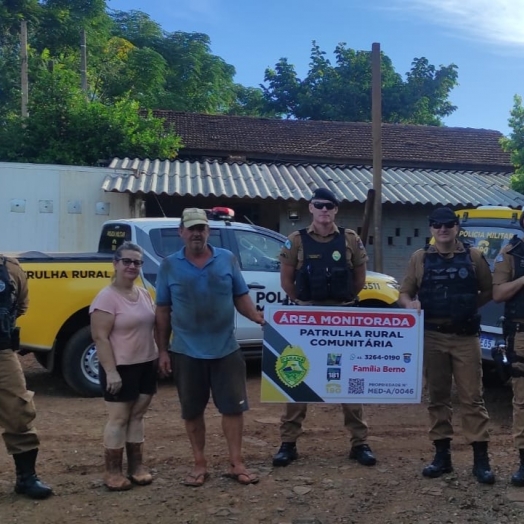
[61,326,102,397]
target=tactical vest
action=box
[418,244,478,323]
[0,257,15,349]
[504,236,524,321]
[295,228,355,302]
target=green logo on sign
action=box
[276,345,310,388]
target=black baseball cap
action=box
[428,207,458,225]
[310,188,339,206]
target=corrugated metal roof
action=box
[104,158,524,208]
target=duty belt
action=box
[424,323,478,336]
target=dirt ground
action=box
[1,356,524,524]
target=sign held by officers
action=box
[261,306,424,404]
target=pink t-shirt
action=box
[89,286,157,366]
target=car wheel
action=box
[61,326,102,397]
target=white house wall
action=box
[1,162,132,253]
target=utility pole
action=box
[20,21,28,118]
[80,29,88,92]
[371,42,383,272]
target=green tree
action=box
[35,0,111,56]
[0,0,41,110]
[109,11,256,113]
[226,85,278,117]
[91,36,168,106]
[0,59,181,165]
[109,9,163,48]
[263,42,458,125]
[502,95,524,193]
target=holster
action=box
[503,321,524,377]
[0,327,20,351]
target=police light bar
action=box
[205,207,235,221]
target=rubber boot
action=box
[126,442,152,485]
[472,441,495,484]
[104,448,132,491]
[511,449,524,487]
[422,438,453,478]
[13,448,53,499]
[272,442,298,467]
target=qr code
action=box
[348,378,365,395]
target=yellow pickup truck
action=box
[15,211,400,396]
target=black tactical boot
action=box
[422,438,453,478]
[472,441,495,484]
[511,449,524,487]
[13,448,53,499]
[272,442,298,467]
[349,444,377,466]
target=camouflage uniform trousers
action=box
[0,349,40,454]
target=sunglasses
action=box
[312,201,336,210]
[430,221,457,230]
[117,258,144,267]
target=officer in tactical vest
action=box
[272,188,376,468]
[0,255,52,499]
[399,207,494,484]
[492,221,524,486]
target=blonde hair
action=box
[113,241,143,261]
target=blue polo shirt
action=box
[155,245,249,359]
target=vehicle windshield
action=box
[458,226,521,269]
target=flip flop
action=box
[182,472,209,487]
[223,471,260,485]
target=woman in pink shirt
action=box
[90,242,157,491]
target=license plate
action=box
[480,335,495,351]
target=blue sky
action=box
[108,0,524,135]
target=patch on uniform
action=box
[0,281,4,292]
[284,239,292,249]
[495,254,504,263]
[332,250,341,261]
[458,267,468,279]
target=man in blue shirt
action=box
[155,208,264,487]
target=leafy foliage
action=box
[263,42,459,125]
[0,4,461,165]
[0,61,181,164]
[501,95,524,193]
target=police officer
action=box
[398,207,494,484]
[0,255,52,499]
[272,188,376,468]
[492,224,524,486]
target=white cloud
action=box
[401,0,524,47]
